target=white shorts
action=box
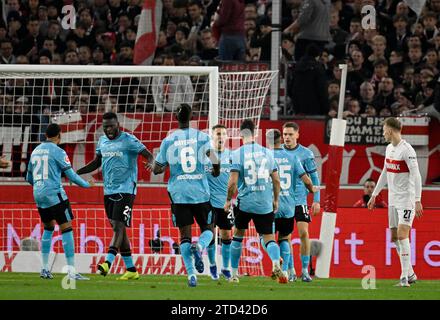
[388,206,415,228]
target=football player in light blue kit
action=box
[282,122,321,282]
[151,104,220,287]
[265,129,317,282]
[26,123,92,280]
[206,124,233,281]
[77,112,154,280]
[224,119,287,284]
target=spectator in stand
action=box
[185,0,210,54]
[38,5,49,37]
[422,11,439,44]
[343,98,361,117]
[198,28,218,60]
[370,58,389,89]
[250,16,272,62]
[368,35,387,66]
[353,179,387,208]
[281,33,295,62]
[388,15,410,52]
[151,54,194,112]
[38,48,51,65]
[407,45,424,69]
[284,0,331,62]
[327,80,340,100]
[212,0,246,61]
[0,39,15,64]
[0,156,12,169]
[291,43,329,115]
[359,81,376,111]
[79,46,92,65]
[64,49,80,65]
[42,38,57,56]
[115,40,134,65]
[329,8,348,59]
[46,21,64,53]
[7,11,28,49]
[389,50,405,82]
[101,32,118,63]
[391,90,414,115]
[424,48,440,70]
[374,77,395,110]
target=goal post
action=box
[0,64,277,277]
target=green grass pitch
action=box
[0,273,439,300]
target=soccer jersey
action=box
[96,131,146,195]
[207,149,231,209]
[155,128,212,204]
[383,139,420,208]
[273,148,306,219]
[27,141,71,208]
[231,142,277,215]
[283,144,317,206]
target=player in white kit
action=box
[368,117,423,287]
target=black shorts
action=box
[295,205,311,223]
[171,202,213,228]
[104,193,135,227]
[275,217,295,237]
[234,206,275,235]
[38,200,74,225]
[212,206,234,230]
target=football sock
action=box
[221,239,231,269]
[301,255,310,275]
[231,236,243,273]
[395,241,414,276]
[180,238,195,276]
[207,239,216,266]
[41,228,53,270]
[198,230,213,251]
[399,238,411,279]
[288,250,294,272]
[265,240,281,264]
[105,246,118,267]
[279,240,290,272]
[121,251,136,272]
[61,228,75,269]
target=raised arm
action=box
[77,155,102,175]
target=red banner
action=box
[1,207,439,279]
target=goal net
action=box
[0,65,276,277]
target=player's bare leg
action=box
[297,221,312,282]
[391,228,416,284]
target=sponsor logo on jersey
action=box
[385,158,409,173]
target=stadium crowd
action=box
[0,0,440,120]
